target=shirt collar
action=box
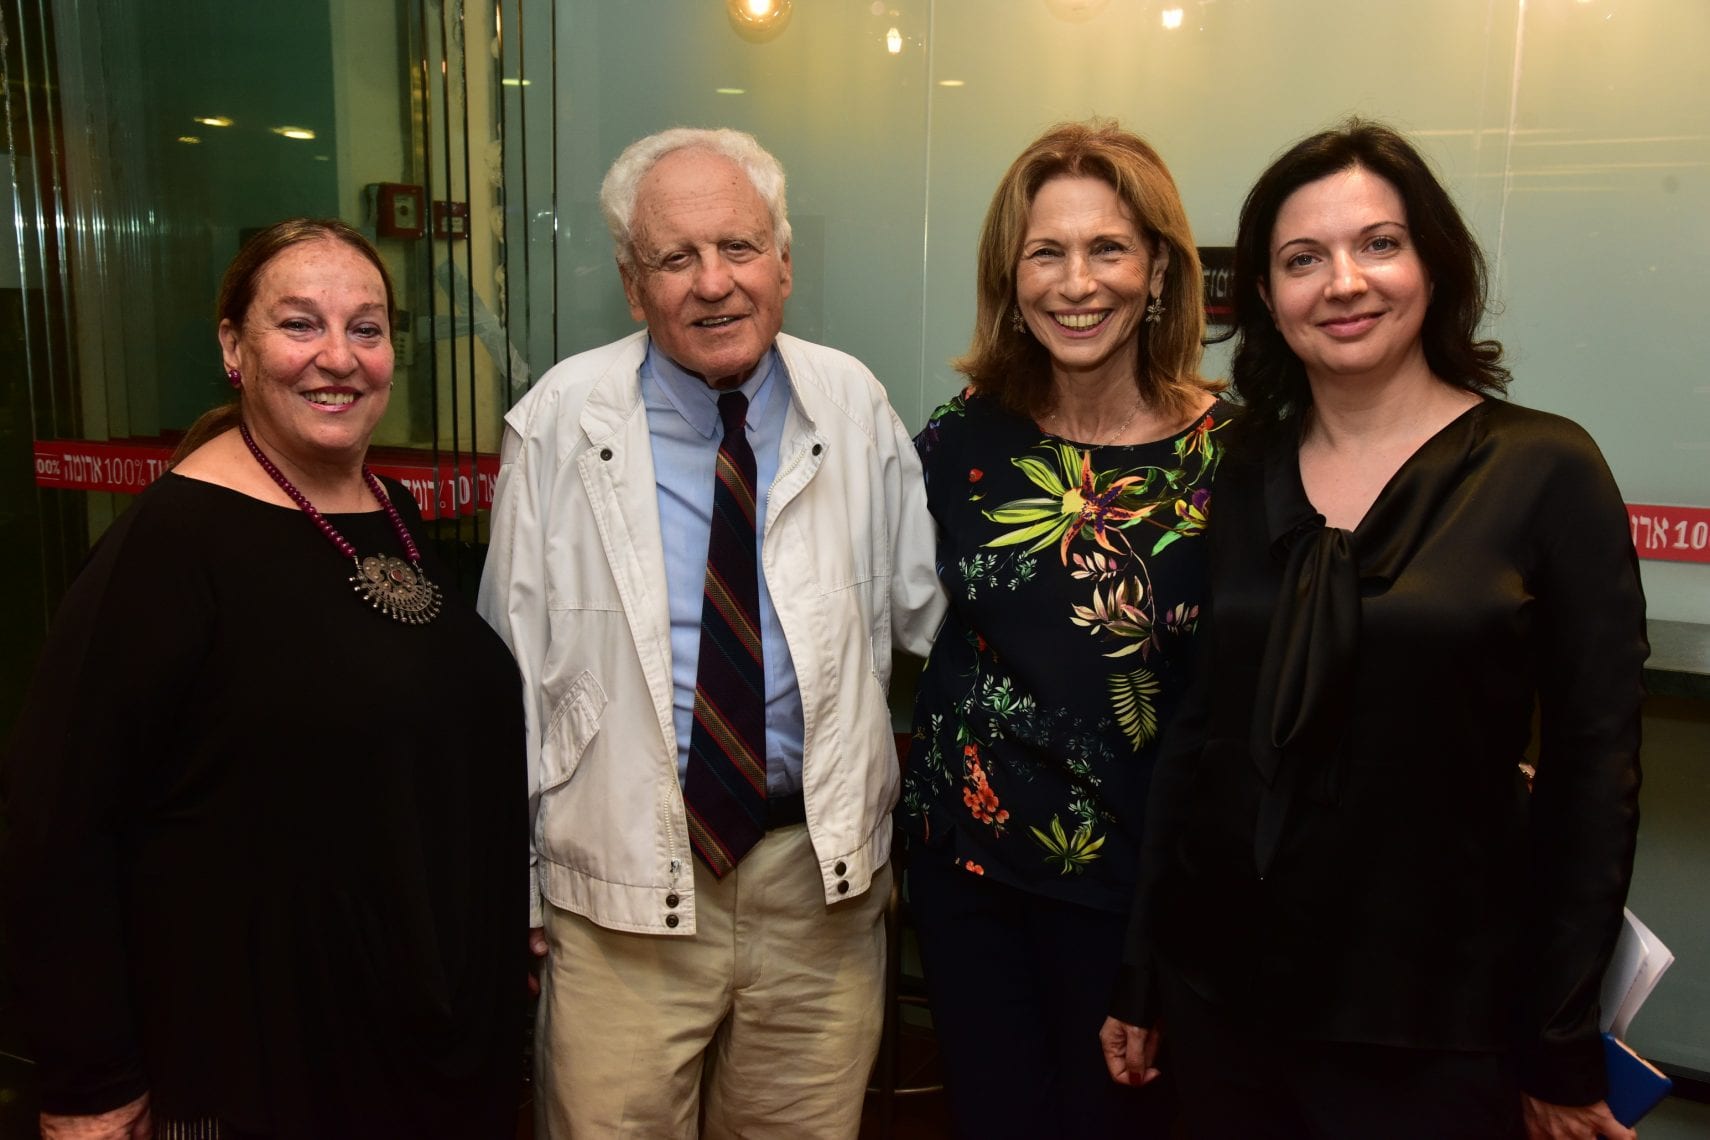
[644,339,780,440]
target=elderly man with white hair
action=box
[478,127,944,1138]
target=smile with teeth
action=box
[1052,311,1108,331]
[694,315,744,328]
[304,391,357,406]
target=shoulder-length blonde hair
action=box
[956,120,1215,420]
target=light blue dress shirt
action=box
[641,341,806,796]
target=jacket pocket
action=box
[540,670,607,793]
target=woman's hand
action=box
[526,925,548,996]
[40,1093,152,1140]
[1099,1016,1162,1087]
[1522,1093,1635,1140]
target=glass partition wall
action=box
[498,0,1708,625]
[2,0,511,629]
[11,0,1705,623]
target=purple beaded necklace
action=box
[240,423,442,625]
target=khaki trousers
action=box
[534,824,889,1139]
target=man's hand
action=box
[1522,1093,1635,1140]
[526,925,548,996]
[41,1093,152,1140]
[1099,1016,1162,1087]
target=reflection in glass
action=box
[1043,0,1111,23]
[726,0,793,43]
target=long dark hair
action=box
[1228,119,1508,442]
[171,219,395,464]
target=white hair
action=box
[599,127,792,269]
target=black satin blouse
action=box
[1124,398,1647,1106]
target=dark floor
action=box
[11,1033,1710,1139]
[855,1025,954,1140]
[0,1026,951,1140]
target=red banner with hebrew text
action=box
[33,438,499,521]
[32,441,1707,564]
[1626,504,1710,564]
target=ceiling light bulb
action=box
[726,0,792,43]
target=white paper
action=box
[1599,907,1676,1040]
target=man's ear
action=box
[619,261,647,323]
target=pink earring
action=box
[226,368,242,389]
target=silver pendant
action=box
[351,554,443,624]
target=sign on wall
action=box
[1198,246,1235,332]
[32,439,1710,565]
[32,438,499,520]
[1626,504,1710,565]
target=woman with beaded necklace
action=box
[903,120,1227,1137]
[3,219,526,1139]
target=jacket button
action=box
[665,913,680,928]
[836,880,849,895]
[600,447,613,460]
[812,443,823,456]
[665,893,679,908]
[834,861,847,876]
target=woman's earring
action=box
[1144,297,1164,325]
[226,367,242,389]
[1011,306,1027,335]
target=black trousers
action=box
[906,850,1172,1140]
[1161,965,1524,1140]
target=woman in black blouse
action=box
[905,120,1226,1138]
[3,220,526,1139]
[1102,121,1646,1140]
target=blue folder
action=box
[1602,1032,1673,1126]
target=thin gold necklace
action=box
[1045,394,1144,446]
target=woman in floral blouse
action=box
[904,120,1227,1138]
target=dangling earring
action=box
[1011,306,1027,335]
[226,367,242,389]
[1144,296,1164,325]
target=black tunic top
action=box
[904,389,1228,912]
[3,474,526,1138]
[1120,399,1647,1105]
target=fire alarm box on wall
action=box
[433,200,469,241]
[371,182,425,240]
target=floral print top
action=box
[904,388,1228,912]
